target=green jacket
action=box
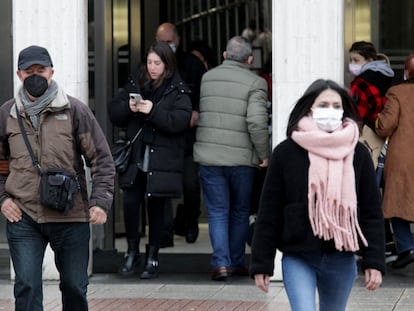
[194,60,269,167]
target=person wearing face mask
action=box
[348,41,396,262]
[250,79,385,311]
[349,41,394,132]
[348,41,394,162]
[375,54,414,269]
[0,45,115,311]
[155,23,206,246]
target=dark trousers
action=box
[123,169,166,247]
[7,213,90,311]
[164,154,201,236]
[181,154,201,228]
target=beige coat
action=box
[376,80,414,221]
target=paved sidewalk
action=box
[1,269,414,311]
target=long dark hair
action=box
[286,79,360,137]
[145,41,176,88]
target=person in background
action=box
[189,39,217,70]
[251,79,385,311]
[0,45,115,311]
[109,63,146,277]
[348,40,396,260]
[247,52,272,247]
[194,36,269,281]
[348,41,394,162]
[108,41,192,279]
[375,53,414,269]
[156,23,206,245]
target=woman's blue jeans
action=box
[282,251,357,311]
[199,165,255,269]
[7,212,90,311]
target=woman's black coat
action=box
[250,139,386,277]
[108,70,192,197]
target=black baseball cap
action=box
[18,45,53,70]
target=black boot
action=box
[118,238,140,277]
[140,244,159,279]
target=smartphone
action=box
[129,93,142,104]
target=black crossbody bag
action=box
[15,105,79,215]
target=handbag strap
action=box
[130,127,143,144]
[15,105,42,175]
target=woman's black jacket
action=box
[250,138,386,277]
[108,70,192,197]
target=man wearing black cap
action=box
[0,45,115,311]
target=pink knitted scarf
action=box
[291,117,368,251]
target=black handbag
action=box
[111,128,142,173]
[15,105,79,215]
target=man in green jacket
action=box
[194,36,270,281]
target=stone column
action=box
[270,0,345,280]
[272,0,345,145]
[12,0,89,280]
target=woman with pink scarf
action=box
[250,79,385,311]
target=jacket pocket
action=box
[282,203,308,244]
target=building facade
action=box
[0,0,413,278]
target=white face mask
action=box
[311,107,344,132]
[168,43,177,53]
[349,63,362,76]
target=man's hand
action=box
[190,111,199,127]
[0,198,22,222]
[259,158,269,168]
[89,206,107,224]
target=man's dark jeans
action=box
[7,212,90,311]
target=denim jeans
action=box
[391,217,414,253]
[282,251,357,311]
[199,165,255,269]
[7,212,90,311]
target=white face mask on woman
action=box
[311,107,344,132]
[348,63,362,76]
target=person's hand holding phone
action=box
[129,93,142,113]
[129,93,153,114]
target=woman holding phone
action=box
[108,41,192,279]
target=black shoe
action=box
[140,245,159,279]
[185,226,199,243]
[140,260,159,279]
[392,249,414,269]
[118,250,140,277]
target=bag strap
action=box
[130,127,143,144]
[15,105,42,175]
